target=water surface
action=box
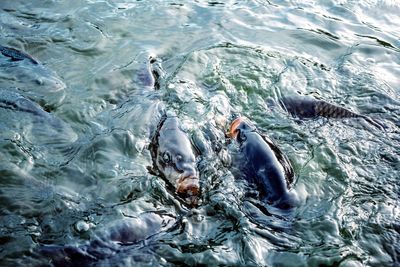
[1,0,399,266]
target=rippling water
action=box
[1,1,399,266]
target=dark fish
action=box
[280,96,360,119]
[228,117,299,209]
[280,96,385,129]
[149,115,200,206]
[0,45,39,64]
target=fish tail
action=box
[359,115,387,130]
[280,96,386,130]
[315,100,359,118]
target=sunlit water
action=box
[1,1,399,266]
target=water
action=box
[1,0,399,266]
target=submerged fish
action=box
[0,89,77,144]
[0,89,53,119]
[0,44,66,109]
[227,117,299,209]
[149,115,200,206]
[280,96,384,129]
[38,212,175,266]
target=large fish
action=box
[227,116,299,209]
[280,96,384,129]
[38,212,175,266]
[0,44,66,109]
[0,89,76,145]
[149,115,200,206]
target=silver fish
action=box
[0,89,77,145]
[0,45,66,109]
[149,115,200,206]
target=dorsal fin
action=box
[0,45,39,65]
[259,132,295,188]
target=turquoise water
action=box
[1,1,399,266]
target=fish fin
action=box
[136,55,165,90]
[0,45,39,64]
[146,165,159,176]
[148,113,168,178]
[149,56,165,90]
[259,133,295,188]
[359,115,387,130]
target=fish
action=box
[279,96,361,119]
[0,89,77,145]
[148,114,200,206]
[38,212,175,266]
[0,44,66,109]
[137,56,165,90]
[280,96,385,129]
[227,116,299,209]
[0,45,39,64]
[0,88,53,119]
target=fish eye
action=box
[35,78,44,85]
[162,151,172,163]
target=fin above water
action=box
[279,96,386,130]
[0,44,39,64]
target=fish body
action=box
[280,96,385,129]
[149,115,200,205]
[0,89,51,118]
[228,117,298,209]
[0,89,77,145]
[0,89,62,128]
[0,45,66,108]
[280,96,359,119]
[38,213,174,266]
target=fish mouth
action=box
[227,117,243,139]
[176,175,199,205]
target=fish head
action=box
[1,54,67,92]
[153,117,200,206]
[227,116,255,144]
[33,72,66,92]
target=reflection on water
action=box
[1,0,399,266]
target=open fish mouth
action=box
[227,117,244,139]
[176,175,199,205]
